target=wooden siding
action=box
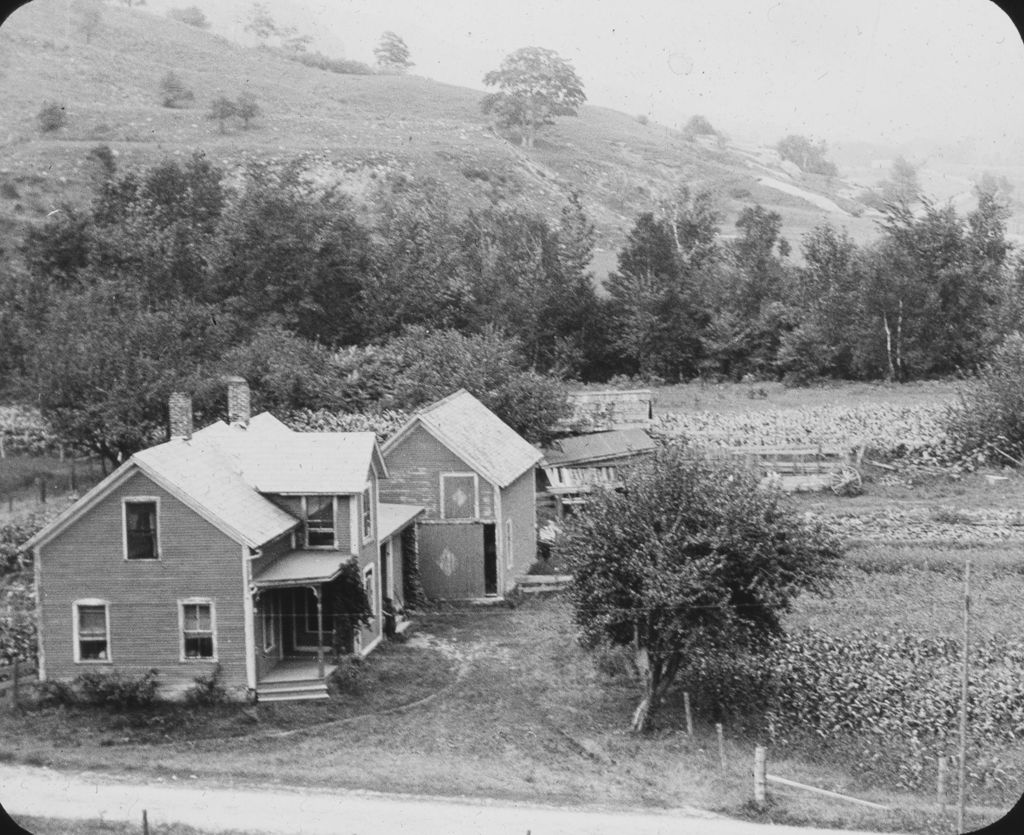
[499,469,538,594]
[418,523,486,598]
[37,469,250,698]
[379,425,494,520]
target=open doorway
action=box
[483,523,497,595]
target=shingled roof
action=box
[383,389,542,487]
[542,428,656,467]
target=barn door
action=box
[417,523,486,598]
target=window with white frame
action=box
[74,600,110,662]
[304,496,335,548]
[505,519,514,570]
[361,487,373,542]
[123,499,159,560]
[363,564,377,618]
[441,473,477,520]
[180,600,216,660]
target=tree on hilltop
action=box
[159,71,194,108]
[374,31,413,73]
[244,2,277,45]
[236,92,260,129]
[167,6,211,29]
[207,96,237,133]
[556,447,842,732]
[775,134,838,177]
[482,47,586,149]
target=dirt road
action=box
[0,763,896,835]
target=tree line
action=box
[0,150,1019,461]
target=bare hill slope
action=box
[0,0,883,281]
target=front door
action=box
[483,523,497,596]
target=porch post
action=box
[312,584,325,680]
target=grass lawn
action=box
[0,454,107,524]
[9,815,261,835]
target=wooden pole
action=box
[142,809,149,835]
[38,477,47,504]
[683,691,693,737]
[11,659,18,709]
[937,754,948,812]
[313,585,325,680]
[753,746,767,808]
[716,723,725,772]
[957,560,971,834]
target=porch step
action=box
[257,679,330,703]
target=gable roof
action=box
[27,410,388,552]
[542,428,656,467]
[383,389,542,488]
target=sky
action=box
[142,0,1024,156]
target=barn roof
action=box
[542,428,656,467]
[383,389,542,488]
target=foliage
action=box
[283,408,410,445]
[374,31,413,73]
[235,92,260,129]
[279,49,373,75]
[207,96,237,132]
[682,628,1024,790]
[167,6,210,29]
[184,664,227,706]
[1,514,46,575]
[159,71,194,108]
[327,559,372,656]
[0,577,37,663]
[775,134,838,177]
[243,2,277,44]
[943,334,1024,465]
[878,156,920,206]
[70,669,160,709]
[382,326,571,444]
[482,47,586,148]
[37,101,67,133]
[0,406,57,457]
[681,115,717,139]
[557,446,842,731]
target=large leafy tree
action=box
[374,31,413,73]
[482,47,585,148]
[775,134,838,177]
[557,446,842,732]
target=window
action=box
[505,519,514,570]
[361,487,373,541]
[180,601,216,660]
[305,496,335,548]
[441,473,478,520]
[124,499,158,560]
[74,600,110,662]
[363,564,376,618]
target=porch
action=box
[257,657,338,703]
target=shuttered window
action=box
[441,474,477,520]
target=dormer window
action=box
[304,496,335,548]
[124,499,159,560]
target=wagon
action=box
[721,444,863,494]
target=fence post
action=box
[753,746,767,808]
[683,691,693,737]
[70,460,77,493]
[142,809,149,835]
[11,659,19,709]
[716,723,725,772]
[38,477,46,505]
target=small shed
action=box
[564,389,653,432]
[539,428,657,519]
[379,390,543,599]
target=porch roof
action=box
[378,503,424,540]
[252,550,348,587]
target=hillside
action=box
[0,0,915,282]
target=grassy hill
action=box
[2,0,891,282]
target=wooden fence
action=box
[0,658,39,709]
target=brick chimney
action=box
[168,392,193,441]
[226,376,251,428]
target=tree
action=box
[73,0,104,43]
[482,47,586,148]
[681,115,717,140]
[775,134,838,177]
[557,446,841,732]
[167,6,210,29]
[37,101,67,133]
[243,2,277,44]
[878,156,920,207]
[374,31,413,73]
[207,96,237,133]
[235,92,260,129]
[159,71,194,108]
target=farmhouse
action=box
[25,379,423,702]
[379,390,543,599]
[538,428,657,520]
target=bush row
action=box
[682,628,1024,790]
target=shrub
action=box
[75,669,159,709]
[37,102,67,133]
[277,49,374,75]
[943,334,1024,466]
[167,6,210,29]
[159,71,194,108]
[184,664,226,705]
